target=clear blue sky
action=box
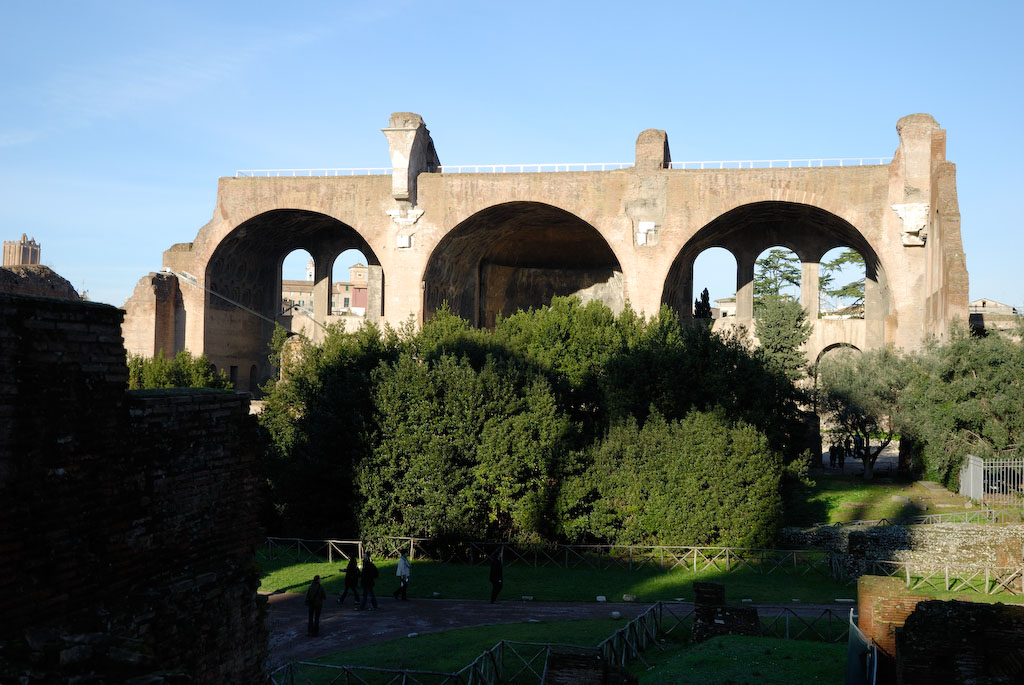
[2,1,1021,310]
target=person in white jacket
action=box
[393,551,411,601]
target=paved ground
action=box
[265,592,854,669]
[814,441,900,476]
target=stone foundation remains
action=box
[783,523,1024,583]
[691,582,761,643]
[0,292,268,683]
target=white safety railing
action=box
[437,162,634,173]
[668,157,891,169]
[235,167,392,177]
[235,157,891,178]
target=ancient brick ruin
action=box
[857,576,1024,683]
[691,582,761,643]
[124,112,968,392]
[0,293,268,682]
[897,600,1024,683]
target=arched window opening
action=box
[281,249,315,315]
[754,246,801,311]
[330,248,370,320]
[692,247,738,319]
[818,247,866,319]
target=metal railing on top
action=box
[668,157,890,169]
[437,162,633,173]
[235,167,392,177]
[236,157,891,178]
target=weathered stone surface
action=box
[783,523,1024,577]
[0,265,79,299]
[0,293,268,683]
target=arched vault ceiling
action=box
[213,209,377,263]
[684,202,876,266]
[432,203,619,273]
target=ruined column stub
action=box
[381,112,441,206]
[891,113,943,247]
[634,129,671,170]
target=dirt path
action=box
[266,592,853,669]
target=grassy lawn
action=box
[258,551,856,604]
[634,635,846,684]
[784,474,974,526]
[278,618,846,684]
[312,618,618,674]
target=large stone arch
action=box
[423,201,624,326]
[815,342,862,366]
[662,201,892,357]
[203,208,382,389]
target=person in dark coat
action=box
[337,556,360,606]
[305,575,327,636]
[489,551,503,603]
[357,553,379,610]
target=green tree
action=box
[257,322,398,536]
[755,295,813,381]
[581,410,782,546]
[754,248,801,308]
[127,350,232,390]
[820,249,866,309]
[258,294,811,539]
[816,347,910,480]
[358,353,571,541]
[694,287,712,320]
[493,296,636,439]
[900,328,1024,485]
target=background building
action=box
[3,234,41,267]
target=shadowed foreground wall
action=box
[0,293,268,683]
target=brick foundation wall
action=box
[0,293,267,683]
[856,576,930,682]
[897,600,1024,683]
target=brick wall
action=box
[856,576,930,682]
[897,600,1024,683]
[0,292,267,683]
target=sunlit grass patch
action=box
[634,635,846,684]
[257,551,852,604]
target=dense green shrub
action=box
[127,350,231,390]
[358,354,571,541]
[258,322,399,537]
[258,296,804,542]
[567,410,782,547]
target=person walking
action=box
[489,550,503,603]
[358,553,379,611]
[337,556,360,606]
[305,575,327,636]
[393,551,411,601]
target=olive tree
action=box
[815,347,910,480]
